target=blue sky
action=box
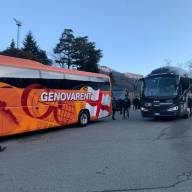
[1,0,192,75]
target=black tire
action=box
[78,110,89,127]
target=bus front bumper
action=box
[141,107,180,118]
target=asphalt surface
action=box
[1,110,192,192]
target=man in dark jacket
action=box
[112,97,118,120]
[117,98,123,114]
[122,97,131,119]
[133,98,137,110]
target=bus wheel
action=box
[78,110,89,127]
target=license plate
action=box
[154,113,160,116]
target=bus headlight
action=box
[141,107,148,111]
[167,106,179,111]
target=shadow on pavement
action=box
[0,118,110,142]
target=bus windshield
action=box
[144,76,179,97]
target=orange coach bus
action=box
[0,55,112,137]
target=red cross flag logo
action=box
[85,87,111,118]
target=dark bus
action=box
[140,66,192,118]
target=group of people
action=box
[112,96,140,120]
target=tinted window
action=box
[144,76,179,97]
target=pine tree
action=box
[73,36,102,72]
[10,39,16,49]
[36,49,52,66]
[54,29,75,68]
[22,31,39,56]
[0,39,21,58]
[54,29,102,72]
[0,32,52,65]
[22,32,52,65]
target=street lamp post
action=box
[13,18,22,49]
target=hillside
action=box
[99,66,143,99]
[110,71,137,90]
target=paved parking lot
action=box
[1,110,192,192]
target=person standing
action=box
[133,98,137,110]
[112,97,118,120]
[117,98,123,114]
[137,98,140,109]
[122,97,131,119]
[133,97,140,110]
[135,97,140,110]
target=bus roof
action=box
[0,55,109,79]
[147,66,189,77]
